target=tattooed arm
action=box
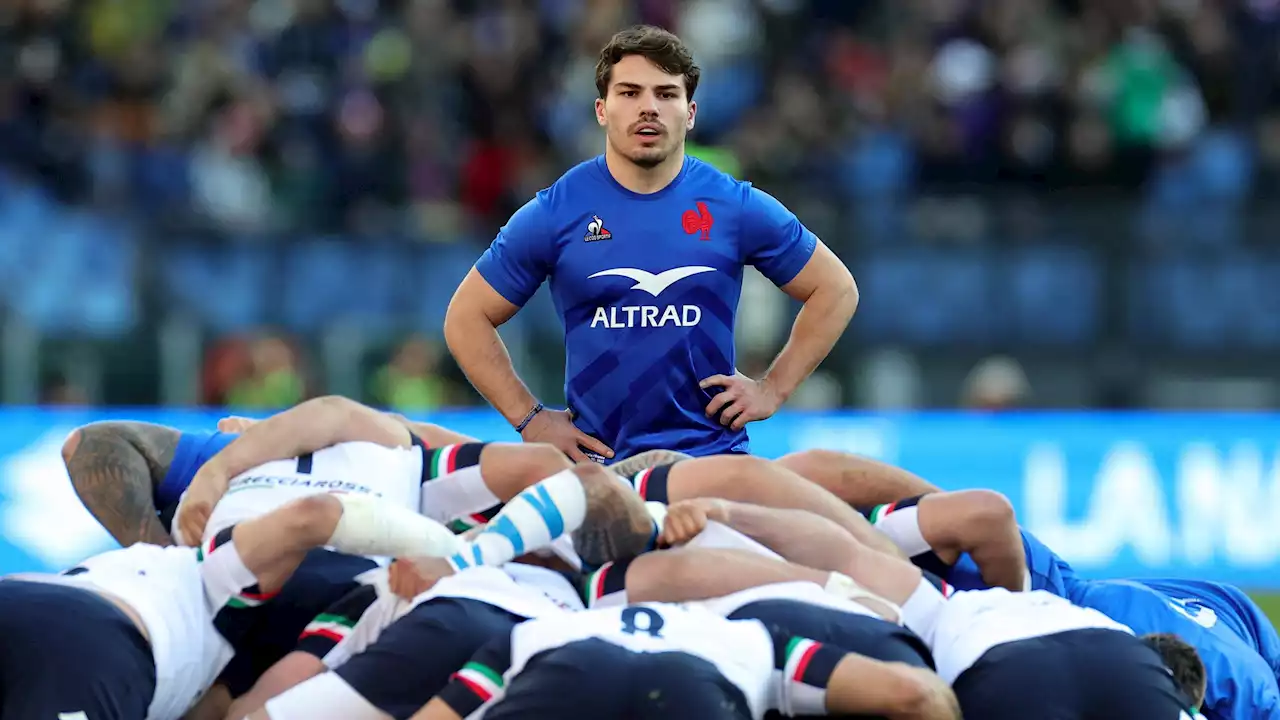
[61,421,181,547]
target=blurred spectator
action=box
[41,372,88,406]
[962,356,1032,411]
[224,335,306,409]
[370,335,452,412]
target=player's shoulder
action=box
[681,156,753,198]
[537,156,611,210]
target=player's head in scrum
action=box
[594,25,700,170]
[1143,632,1208,711]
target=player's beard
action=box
[612,128,682,169]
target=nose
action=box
[639,91,660,114]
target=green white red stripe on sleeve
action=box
[772,632,844,717]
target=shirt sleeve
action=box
[740,186,819,287]
[437,631,515,718]
[768,626,844,717]
[474,196,556,307]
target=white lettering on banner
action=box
[1026,442,1173,567]
[1024,440,1280,570]
[1178,443,1278,566]
[590,305,701,329]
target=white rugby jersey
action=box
[931,588,1134,683]
[13,544,234,719]
[436,603,851,720]
[298,564,586,669]
[194,440,427,545]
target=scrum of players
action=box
[6,397,1275,718]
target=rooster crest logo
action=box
[584,215,613,242]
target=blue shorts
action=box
[728,599,933,669]
[339,598,524,720]
[487,638,752,720]
[952,628,1191,719]
[0,580,156,719]
[218,549,378,695]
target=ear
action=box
[595,97,607,127]
[686,100,697,132]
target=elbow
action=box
[836,271,859,319]
[443,297,492,352]
[309,394,365,426]
[61,428,84,468]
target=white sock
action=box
[449,469,587,570]
[900,577,947,647]
[327,494,463,558]
[869,504,931,557]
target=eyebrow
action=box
[614,82,682,93]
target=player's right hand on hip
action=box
[519,408,614,463]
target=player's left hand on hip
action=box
[699,372,781,431]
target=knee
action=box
[494,443,574,492]
[957,489,1016,531]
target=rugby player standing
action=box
[444,25,858,462]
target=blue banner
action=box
[4,408,1280,587]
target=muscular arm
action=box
[763,242,858,402]
[386,414,479,447]
[715,501,859,573]
[824,654,960,719]
[62,421,179,547]
[442,269,539,425]
[775,449,941,506]
[623,547,833,603]
[226,651,326,719]
[199,396,413,484]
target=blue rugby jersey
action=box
[476,155,817,460]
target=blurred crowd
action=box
[5,0,1279,235]
[4,0,1280,409]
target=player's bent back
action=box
[935,588,1201,719]
[190,440,427,546]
